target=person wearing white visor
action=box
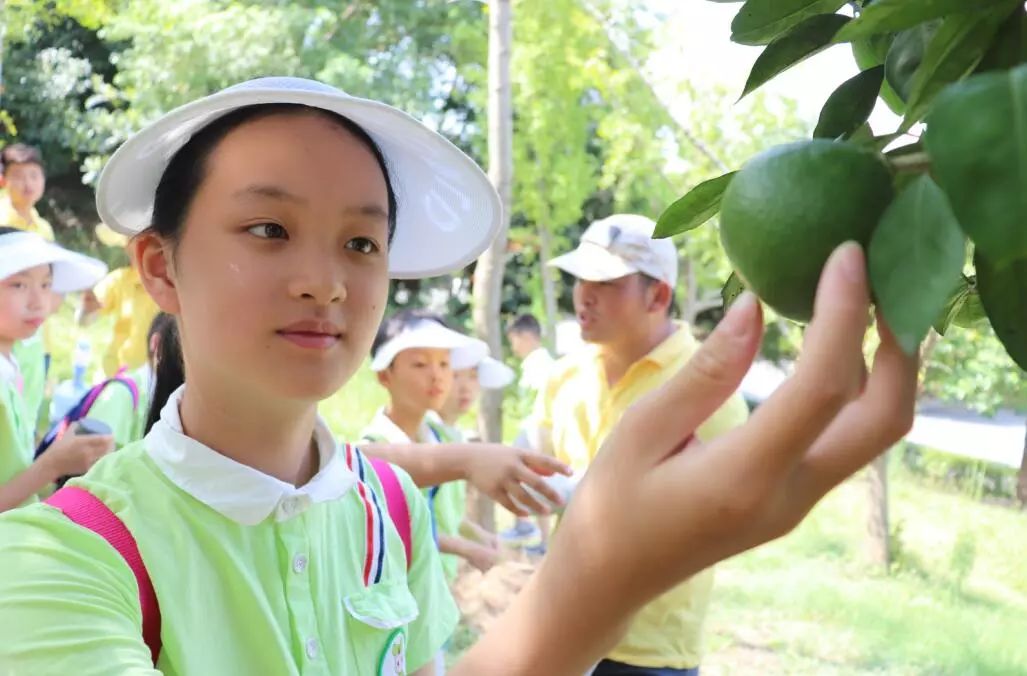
[363,310,502,583]
[0,227,112,513]
[0,77,921,676]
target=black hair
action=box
[144,313,183,435]
[0,143,44,174]
[506,313,541,337]
[146,103,399,422]
[640,273,676,318]
[0,226,21,236]
[146,312,174,360]
[371,309,451,362]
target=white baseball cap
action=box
[96,77,502,279]
[453,338,515,389]
[549,214,678,287]
[370,318,488,372]
[0,231,108,293]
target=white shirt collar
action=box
[0,352,18,386]
[362,408,441,444]
[145,386,358,525]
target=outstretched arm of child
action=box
[361,442,572,516]
[0,432,113,512]
[452,243,918,676]
[438,533,500,573]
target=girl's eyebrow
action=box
[234,183,388,220]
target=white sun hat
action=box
[0,231,108,293]
[370,318,488,372]
[475,356,515,389]
[549,213,678,287]
[95,76,502,279]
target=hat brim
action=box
[548,246,639,282]
[371,322,487,372]
[477,357,515,389]
[0,233,108,293]
[96,78,502,280]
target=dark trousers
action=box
[592,659,699,676]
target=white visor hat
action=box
[0,231,108,293]
[370,320,488,373]
[95,77,502,279]
[475,356,515,389]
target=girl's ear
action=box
[132,233,181,315]
[376,369,390,389]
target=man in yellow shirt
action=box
[0,144,54,240]
[80,224,160,376]
[539,214,749,676]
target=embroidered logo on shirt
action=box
[377,628,407,676]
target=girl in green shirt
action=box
[0,228,112,511]
[0,77,920,676]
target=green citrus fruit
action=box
[720,140,894,322]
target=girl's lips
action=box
[22,318,44,329]
[277,331,340,350]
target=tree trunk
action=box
[866,452,891,570]
[471,0,513,531]
[1018,424,1027,506]
[538,220,558,353]
[680,253,698,324]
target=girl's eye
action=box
[247,223,288,240]
[346,237,380,255]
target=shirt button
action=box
[305,637,319,660]
[292,554,308,574]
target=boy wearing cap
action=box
[539,214,750,676]
[362,310,502,579]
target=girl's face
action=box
[0,264,51,347]
[379,347,453,415]
[138,112,391,402]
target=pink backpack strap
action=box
[368,458,413,569]
[45,487,162,665]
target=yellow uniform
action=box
[93,267,160,376]
[0,190,55,240]
[538,325,749,670]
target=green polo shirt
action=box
[11,335,45,434]
[86,366,152,448]
[0,386,457,674]
[360,409,469,581]
[0,357,35,502]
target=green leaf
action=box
[740,14,852,98]
[868,174,966,354]
[953,284,988,328]
[835,0,1013,42]
[975,252,1027,371]
[900,7,1014,128]
[654,172,737,238]
[731,0,847,46]
[813,66,885,139]
[933,275,970,335]
[977,5,1027,72]
[925,64,1027,267]
[721,272,748,310]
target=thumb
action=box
[613,292,763,464]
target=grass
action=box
[702,466,1027,675]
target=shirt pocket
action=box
[343,583,420,675]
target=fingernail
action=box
[836,241,865,284]
[720,291,758,337]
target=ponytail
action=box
[145,316,184,435]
